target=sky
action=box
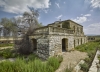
[0,0,100,35]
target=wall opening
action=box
[81,38,82,45]
[73,26,75,32]
[62,38,68,52]
[58,25,60,27]
[32,39,37,51]
[74,40,75,48]
[78,39,79,45]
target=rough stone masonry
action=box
[29,19,88,59]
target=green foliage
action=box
[75,42,99,53]
[65,67,73,72]
[57,55,63,63]
[98,55,100,61]
[0,43,13,47]
[80,63,89,72]
[0,18,17,37]
[38,22,43,27]
[0,60,14,72]
[84,57,91,63]
[75,42,99,72]
[47,56,60,71]
[0,56,62,72]
[0,48,17,58]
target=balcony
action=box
[33,26,74,35]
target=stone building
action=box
[29,20,88,59]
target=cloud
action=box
[43,9,48,13]
[0,0,51,14]
[56,14,62,19]
[84,14,91,16]
[55,2,60,8]
[14,15,23,19]
[72,14,91,23]
[84,22,100,35]
[85,0,100,8]
[90,0,100,8]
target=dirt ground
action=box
[55,50,88,72]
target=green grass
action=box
[75,42,100,72]
[0,43,14,47]
[64,64,73,72]
[0,55,62,72]
[75,42,99,53]
[0,48,17,58]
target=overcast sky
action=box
[0,0,100,35]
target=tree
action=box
[0,18,18,37]
[15,9,40,55]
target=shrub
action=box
[98,55,100,61]
[13,58,26,72]
[2,49,12,58]
[47,57,60,71]
[65,67,73,72]
[76,42,99,72]
[84,58,91,64]
[28,54,38,61]
[0,48,17,58]
[0,60,14,72]
[80,63,89,72]
[75,42,99,53]
[0,56,61,72]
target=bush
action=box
[65,67,73,72]
[75,42,99,53]
[80,63,89,72]
[0,60,14,72]
[98,55,100,61]
[76,42,99,72]
[0,56,62,72]
[0,48,17,58]
[84,58,91,64]
[1,49,12,58]
[47,57,60,71]
[64,64,73,72]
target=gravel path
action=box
[55,50,88,72]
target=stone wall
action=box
[30,35,49,59]
[49,35,74,56]
[37,38,49,59]
[29,33,87,59]
[29,20,88,59]
[74,36,87,47]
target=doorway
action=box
[62,38,68,52]
[32,39,37,51]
